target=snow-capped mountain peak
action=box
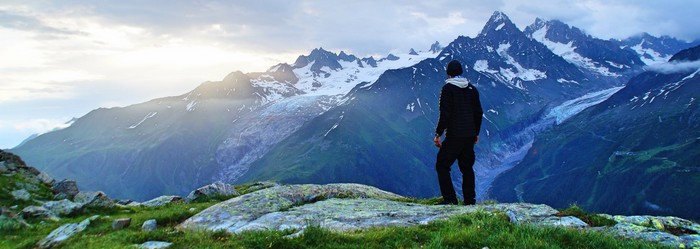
[479,11,518,37]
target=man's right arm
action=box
[435,85,450,137]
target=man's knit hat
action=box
[446,60,463,76]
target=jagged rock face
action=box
[0,149,54,187]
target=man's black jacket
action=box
[435,78,483,138]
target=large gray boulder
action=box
[177,183,421,233]
[51,180,79,199]
[20,206,55,219]
[37,215,98,248]
[178,184,591,234]
[43,199,83,216]
[0,161,8,173]
[142,196,184,207]
[74,191,115,208]
[186,181,239,202]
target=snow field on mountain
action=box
[529,25,619,77]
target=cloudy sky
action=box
[1,0,699,148]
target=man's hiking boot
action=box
[436,200,458,205]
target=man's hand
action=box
[434,136,441,148]
[474,136,479,144]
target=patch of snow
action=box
[606,61,626,69]
[557,78,579,84]
[496,43,547,86]
[406,102,415,112]
[474,60,498,74]
[324,115,344,137]
[495,23,505,31]
[546,87,623,124]
[630,41,671,65]
[128,112,158,129]
[186,101,197,111]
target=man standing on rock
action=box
[433,60,483,205]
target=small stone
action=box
[142,219,157,231]
[137,241,172,249]
[112,218,132,230]
[10,205,18,210]
[51,179,80,199]
[11,189,31,201]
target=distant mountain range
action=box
[491,45,700,220]
[11,12,699,221]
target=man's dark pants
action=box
[436,137,476,204]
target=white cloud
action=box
[646,60,700,74]
[13,118,70,134]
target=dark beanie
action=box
[446,60,463,76]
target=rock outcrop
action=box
[142,196,183,207]
[51,179,79,200]
[178,183,700,248]
[185,181,239,202]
